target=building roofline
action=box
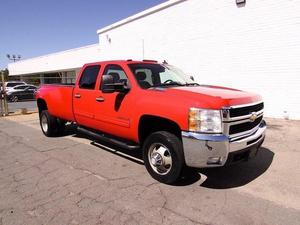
[8,43,99,67]
[9,67,81,77]
[97,0,187,34]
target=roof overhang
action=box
[8,44,101,76]
[97,0,186,34]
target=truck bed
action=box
[37,84,75,122]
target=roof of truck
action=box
[84,59,161,66]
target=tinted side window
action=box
[79,65,100,89]
[15,85,26,89]
[101,65,129,89]
[134,69,153,86]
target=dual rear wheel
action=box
[40,110,65,137]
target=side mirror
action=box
[190,76,195,81]
[101,75,130,93]
[101,75,115,93]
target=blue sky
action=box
[0,0,166,69]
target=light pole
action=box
[6,54,21,62]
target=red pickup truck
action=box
[36,60,266,184]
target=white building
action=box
[8,44,101,84]
[8,0,300,119]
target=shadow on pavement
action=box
[91,141,144,165]
[266,124,282,131]
[61,125,274,188]
[174,168,202,186]
[198,147,274,189]
[70,129,144,165]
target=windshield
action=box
[129,63,197,89]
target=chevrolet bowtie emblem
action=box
[249,112,258,122]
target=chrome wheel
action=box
[12,96,18,102]
[41,114,48,133]
[148,143,172,175]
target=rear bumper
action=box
[181,121,266,168]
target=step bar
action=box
[77,127,140,150]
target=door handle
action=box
[74,93,81,98]
[96,97,105,102]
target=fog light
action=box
[207,157,222,165]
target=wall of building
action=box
[8,44,101,76]
[98,0,300,119]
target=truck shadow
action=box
[65,126,274,189]
[72,132,144,165]
[60,124,144,165]
[87,138,274,189]
[60,123,78,136]
[90,141,144,165]
[196,147,274,189]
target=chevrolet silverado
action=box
[36,60,266,184]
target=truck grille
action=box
[229,116,263,135]
[223,102,264,137]
[229,102,264,117]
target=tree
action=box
[3,69,9,81]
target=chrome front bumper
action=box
[181,121,266,168]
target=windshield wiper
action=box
[185,82,200,86]
[154,82,186,87]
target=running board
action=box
[77,127,140,150]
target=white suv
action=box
[4,81,27,92]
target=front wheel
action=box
[143,131,185,184]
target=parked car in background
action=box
[6,84,37,95]
[4,81,27,92]
[7,85,38,102]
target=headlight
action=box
[189,108,222,133]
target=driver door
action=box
[93,64,135,140]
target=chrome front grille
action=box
[229,102,264,118]
[229,116,263,135]
[222,101,264,138]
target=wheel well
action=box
[37,99,47,114]
[138,115,182,144]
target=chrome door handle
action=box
[74,93,81,98]
[96,97,105,102]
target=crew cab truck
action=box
[36,60,266,184]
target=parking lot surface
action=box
[7,101,37,113]
[0,114,299,225]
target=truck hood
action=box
[163,85,261,109]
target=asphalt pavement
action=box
[0,114,299,225]
[7,100,37,113]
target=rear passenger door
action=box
[73,65,101,128]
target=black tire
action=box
[7,97,12,102]
[143,131,185,184]
[57,118,66,135]
[40,110,59,137]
